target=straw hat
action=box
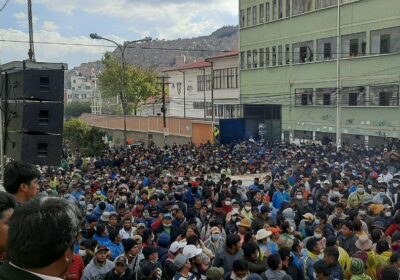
[238,219,251,229]
[255,229,272,241]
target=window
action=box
[247,8,251,26]
[293,0,312,15]
[40,77,50,92]
[86,85,91,90]
[316,0,338,9]
[193,102,205,109]
[38,110,49,125]
[266,47,270,67]
[259,3,265,23]
[286,0,291,17]
[240,9,245,28]
[235,68,239,88]
[266,2,270,22]
[253,49,258,68]
[247,50,252,69]
[342,87,366,106]
[240,51,245,69]
[371,27,400,55]
[317,37,337,60]
[272,46,277,66]
[213,70,222,89]
[293,41,314,63]
[370,85,399,106]
[37,143,48,158]
[273,0,277,20]
[197,75,205,91]
[295,89,313,105]
[278,45,283,65]
[278,0,283,18]
[259,48,265,67]
[285,44,290,64]
[342,33,366,57]
[316,88,337,105]
[252,6,257,25]
[227,68,234,88]
[205,75,211,90]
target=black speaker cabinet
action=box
[1,68,64,102]
[6,101,63,134]
[5,132,62,166]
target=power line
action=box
[0,0,10,13]
[0,39,233,53]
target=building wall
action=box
[166,55,241,120]
[239,0,400,142]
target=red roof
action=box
[206,50,239,60]
[163,60,211,72]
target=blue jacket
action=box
[272,191,290,209]
[93,203,115,220]
[108,242,124,261]
[93,234,112,248]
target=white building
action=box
[163,51,241,120]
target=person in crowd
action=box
[109,230,125,261]
[0,192,15,264]
[173,254,195,280]
[338,221,358,256]
[242,241,268,274]
[213,234,243,276]
[82,246,115,280]
[263,253,292,280]
[104,255,134,280]
[204,226,225,256]
[0,197,81,279]
[350,257,372,280]
[301,238,322,280]
[279,247,302,280]
[225,259,250,280]
[4,160,41,203]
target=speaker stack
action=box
[0,61,67,166]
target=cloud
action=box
[42,21,59,31]
[0,28,124,66]
[13,11,39,28]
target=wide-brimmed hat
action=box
[355,235,373,251]
[255,229,272,241]
[351,257,365,274]
[238,219,251,229]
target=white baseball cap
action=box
[169,241,185,254]
[182,245,202,259]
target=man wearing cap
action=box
[173,254,195,280]
[93,201,116,220]
[165,241,186,280]
[251,206,273,232]
[238,219,251,245]
[138,247,162,280]
[119,239,143,276]
[104,255,134,280]
[347,184,372,209]
[82,246,115,280]
[154,213,182,242]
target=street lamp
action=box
[90,33,152,145]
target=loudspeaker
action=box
[2,69,64,101]
[6,101,64,134]
[5,132,62,166]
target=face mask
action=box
[394,183,399,188]
[86,211,93,216]
[231,216,238,222]
[121,196,127,201]
[184,182,188,186]
[245,206,252,211]
[79,201,86,207]
[296,195,302,200]
[314,219,320,225]
[225,201,232,206]
[163,223,171,227]
[211,234,221,241]
[79,249,87,257]
[357,188,364,194]
[308,200,314,205]
[359,210,366,216]
[385,212,391,217]
[207,204,212,209]
[333,191,340,196]
[314,233,323,239]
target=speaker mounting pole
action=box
[27,0,35,61]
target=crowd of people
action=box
[0,140,400,280]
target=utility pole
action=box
[27,0,35,61]
[158,76,170,146]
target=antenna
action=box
[27,0,35,61]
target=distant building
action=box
[239,0,400,146]
[163,51,241,120]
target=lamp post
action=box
[89,33,151,145]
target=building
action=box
[239,0,400,146]
[163,51,241,120]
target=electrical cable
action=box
[0,0,10,13]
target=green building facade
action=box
[239,0,400,146]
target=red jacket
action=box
[64,255,84,280]
[386,223,400,237]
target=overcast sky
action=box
[0,0,238,67]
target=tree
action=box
[98,53,160,115]
[64,101,92,118]
[64,119,107,157]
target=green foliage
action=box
[64,101,92,118]
[98,53,161,115]
[64,119,107,157]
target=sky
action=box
[0,0,238,68]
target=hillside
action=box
[65,26,238,88]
